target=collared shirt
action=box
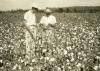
[40,15,56,26]
[24,10,36,26]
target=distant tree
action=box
[57,8,63,13]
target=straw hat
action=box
[45,8,52,13]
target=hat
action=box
[31,3,40,9]
[45,8,52,13]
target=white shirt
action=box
[24,10,36,26]
[40,15,56,26]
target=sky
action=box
[0,0,100,10]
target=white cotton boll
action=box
[94,66,98,70]
[0,47,3,50]
[83,58,87,62]
[99,64,100,68]
[83,53,86,57]
[45,57,50,61]
[42,49,47,53]
[29,66,34,71]
[60,23,62,25]
[67,62,70,65]
[32,59,36,62]
[12,64,18,70]
[85,21,88,24]
[78,52,81,55]
[70,57,74,62]
[96,56,100,59]
[64,49,67,55]
[25,61,29,65]
[68,66,71,69]
[78,17,81,20]
[40,56,44,60]
[57,67,61,71]
[79,57,83,60]
[67,46,72,50]
[49,58,55,62]
[18,65,21,70]
[0,60,2,63]
[89,40,94,43]
[70,52,74,56]
[0,22,3,24]
[67,59,70,63]
[77,63,82,67]
[21,59,24,63]
[18,57,21,62]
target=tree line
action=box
[0,6,100,13]
[52,6,100,13]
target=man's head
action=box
[45,8,52,16]
[31,4,39,13]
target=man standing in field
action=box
[40,8,57,50]
[24,4,39,63]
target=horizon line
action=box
[0,6,100,11]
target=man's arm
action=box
[39,16,47,30]
[48,23,56,28]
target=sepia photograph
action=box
[0,0,100,71]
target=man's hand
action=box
[48,24,56,29]
[39,23,47,30]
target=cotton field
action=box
[0,12,100,71]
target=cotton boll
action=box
[45,57,50,61]
[99,64,100,68]
[70,52,74,56]
[32,59,36,62]
[0,60,3,67]
[42,49,47,53]
[18,57,21,62]
[49,57,56,62]
[96,56,100,59]
[68,66,71,69]
[63,49,67,55]
[21,59,24,63]
[12,64,18,70]
[83,58,87,62]
[84,21,89,24]
[83,53,86,57]
[67,59,70,63]
[77,63,82,67]
[18,65,22,70]
[70,57,74,62]
[57,67,61,71]
[0,47,3,50]
[40,56,44,60]
[29,66,34,71]
[94,65,98,70]
[78,52,81,55]
[67,46,72,50]
[0,60,3,63]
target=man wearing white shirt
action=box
[24,5,39,61]
[40,8,57,46]
[40,9,56,27]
